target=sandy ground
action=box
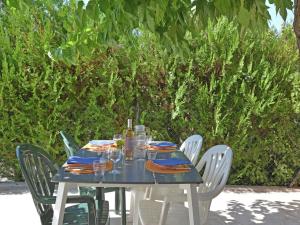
[0,182,300,225]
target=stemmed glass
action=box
[108,147,122,174]
[145,127,152,144]
[113,134,123,144]
[113,134,124,148]
[93,158,107,178]
[113,134,124,164]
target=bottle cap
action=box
[128,119,132,128]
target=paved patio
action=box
[0,182,299,225]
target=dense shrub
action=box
[0,3,299,185]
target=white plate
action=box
[148,141,177,147]
[148,141,167,144]
[89,140,114,145]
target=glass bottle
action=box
[134,125,146,159]
[124,119,134,160]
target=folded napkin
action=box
[89,140,114,146]
[149,142,177,147]
[67,156,101,164]
[152,158,191,166]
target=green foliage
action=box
[0,1,299,186]
[3,0,295,65]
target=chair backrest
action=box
[16,144,58,222]
[196,145,233,199]
[179,134,203,165]
[59,131,80,157]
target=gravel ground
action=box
[0,182,299,225]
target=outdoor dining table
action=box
[51,141,203,225]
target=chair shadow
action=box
[0,182,80,195]
[0,182,30,195]
[208,199,300,225]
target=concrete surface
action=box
[0,182,299,225]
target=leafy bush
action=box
[0,3,299,185]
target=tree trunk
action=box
[294,0,300,55]
[290,169,300,187]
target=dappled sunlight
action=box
[210,191,300,224]
[1,184,300,225]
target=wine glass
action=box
[108,147,122,174]
[113,134,123,142]
[113,134,124,148]
[147,150,157,160]
[145,127,152,144]
[93,158,107,178]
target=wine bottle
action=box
[124,119,134,160]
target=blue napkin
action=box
[149,142,177,147]
[152,158,191,166]
[67,156,101,164]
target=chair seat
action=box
[80,186,119,196]
[139,200,189,225]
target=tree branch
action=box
[294,0,300,55]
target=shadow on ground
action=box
[209,199,300,225]
[1,182,300,225]
[0,182,29,195]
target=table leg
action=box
[96,187,104,221]
[133,188,144,225]
[186,184,200,225]
[121,188,126,225]
[115,189,120,214]
[52,182,69,225]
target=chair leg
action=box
[158,199,170,225]
[115,189,120,214]
[133,188,145,225]
[130,190,135,217]
[199,200,212,225]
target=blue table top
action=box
[52,147,202,185]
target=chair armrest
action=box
[148,184,225,203]
[149,186,184,200]
[198,185,224,202]
[66,195,95,204]
[38,196,57,205]
[163,193,188,203]
[37,195,95,206]
[163,185,225,203]
[37,195,96,225]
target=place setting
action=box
[145,141,177,153]
[63,156,113,175]
[81,140,115,152]
[63,145,123,176]
[145,157,192,174]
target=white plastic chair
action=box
[146,134,203,201]
[179,134,203,166]
[131,135,203,219]
[138,145,233,225]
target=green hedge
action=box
[0,3,299,185]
